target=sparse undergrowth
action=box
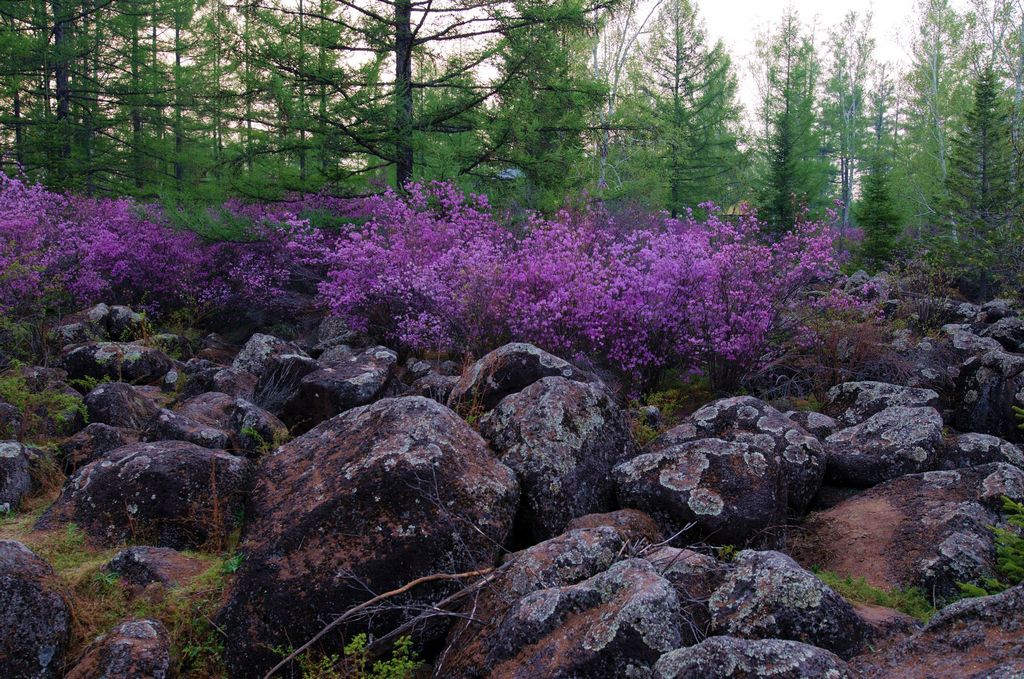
[812,568,937,622]
[1,495,233,677]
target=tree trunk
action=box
[395,0,414,188]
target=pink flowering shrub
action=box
[2,172,839,388]
[0,173,298,317]
[319,185,838,387]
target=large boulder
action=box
[480,377,638,541]
[614,437,787,548]
[977,298,1016,324]
[447,343,595,412]
[144,408,232,449]
[824,381,940,426]
[83,382,160,429]
[790,463,1024,605]
[277,346,398,432]
[0,540,72,679]
[565,509,664,544]
[229,398,289,456]
[65,619,172,679]
[481,558,684,678]
[49,304,112,346]
[708,550,868,659]
[0,441,33,513]
[217,396,519,678]
[60,343,172,385]
[937,433,1024,471]
[38,441,249,549]
[980,316,1024,353]
[854,584,1024,679]
[953,348,1024,442]
[251,352,319,415]
[58,424,140,474]
[231,333,307,378]
[439,525,638,678]
[824,406,944,487]
[654,636,855,679]
[178,366,256,401]
[666,396,825,512]
[783,410,839,440]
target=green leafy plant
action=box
[959,496,1024,596]
[812,568,937,621]
[221,552,245,575]
[344,633,420,679]
[0,370,87,440]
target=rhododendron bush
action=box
[1,173,838,385]
[0,173,305,316]
[319,183,838,384]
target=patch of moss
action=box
[2,506,237,677]
[811,568,937,622]
[0,371,86,441]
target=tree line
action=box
[1,0,1023,279]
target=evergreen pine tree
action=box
[856,155,903,270]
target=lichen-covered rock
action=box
[480,377,638,541]
[251,352,320,416]
[977,298,1016,324]
[790,463,1024,605]
[217,396,518,678]
[178,366,256,401]
[614,437,787,548]
[145,408,232,449]
[38,441,249,549]
[854,584,1024,679]
[439,526,635,678]
[783,410,839,440]
[59,424,140,475]
[61,343,173,385]
[485,559,683,679]
[953,348,1024,442]
[667,396,825,512]
[105,546,207,589]
[654,636,855,678]
[644,546,726,635]
[937,432,1024,471]
[84,382,160,430]
[412,371,458,403]
[0,540,72,679]
[0,441,32,513]
[708,550,868,659]
[65,619,171,679]
[824,406,944,487]
[231,333,307,378]
[312,316,357,355]
[447,342,596,412]
[49,304,111,346]
[980,316,1024,353]
[229,398,288,456]
[277,346,397,432]
[942,323,1004,358]
[107,306,146,340]
[565,509,664,544]
[824,381,941,427]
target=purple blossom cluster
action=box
[0,173,296,317]
[1,173,838,383]
[318,183,838,382]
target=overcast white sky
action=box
[695,0,970,114]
